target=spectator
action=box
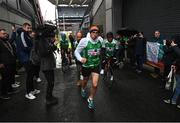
[9,25,21,88]
[150,30,165,78]
[37,30,58,105]
[115,32,125,68]
[0,28,17,99]
[162,40,176,83]
[151,30,164,45]
[164,39,180,109]
[134,32,146,73]
[29,30,42,83]
[16,23,39,100]
[128,34,136,68]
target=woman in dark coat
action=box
[162,40,176,83]
[163,39,180,109]
[37,32,58,105]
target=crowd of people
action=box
[0,23,180,110]
[0,23,58,105]
[74,27,180,110]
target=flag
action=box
[146,42,160,63]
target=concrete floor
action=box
[0,55,180,121]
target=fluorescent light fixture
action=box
[69,0,73,5]
[82,0,88,5]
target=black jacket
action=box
[134,37,146,55]
[16,29,33,63]
[163,46,176,65]
[38,38,57,71]
[0,38,16,65]
[172,46,180,74]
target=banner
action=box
[146,42,160,63]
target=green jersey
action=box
[102,39,119,57]
[60,39,69,49]
[82,40,102,68]
[120,37,129,48]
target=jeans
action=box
[172,88,180,103]
[172,74,180,102]
[34,65,40,79]
[23,62,35,94]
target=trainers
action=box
[0,95,10,100]
[25,93,36,100]
[177,105,180,109]
[114,61,119,65]
[81,89,87,98]
[11,83,20,88]
[15,74,20,78]
[163,99,176,105]
[150,73,159,78]
[171,100,176,105]
[87,98,95,109]
[163,99,171,104]
[100,69,104,75]
[119,62,124,69]
[136,69,142,74]
[15,81,21,85]
[36,78,42,83]
[110,76,113,81]
[31,89,40,95]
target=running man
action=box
[74,26,102,109]
[60,33,72,65]
[74,31,83,86]
[100,32,119,81]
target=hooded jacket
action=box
[0,38,16,65]
[16,28,33,63]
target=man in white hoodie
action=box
[74,26,102,109]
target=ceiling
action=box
[48,0,93,31]
[48,0,92,5]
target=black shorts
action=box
[61,48,70,55]
[82,66,100,77]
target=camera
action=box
[36,24,56,39]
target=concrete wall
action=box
[92,0,122,35]
[92,0,180,39]
[112,0,123,33]
[92,0,103,16]
[92,0,106,35]
[105,0,113,33]
[122,0,180,39]
[0,0,38,34]
[0,6,31,33]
